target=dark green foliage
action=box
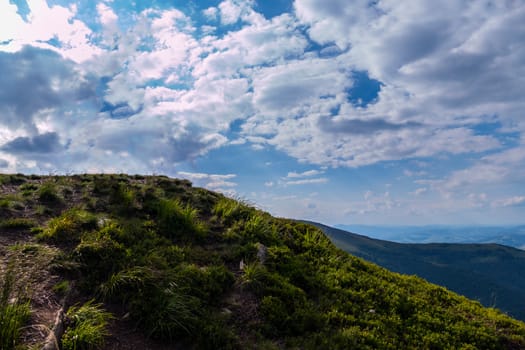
[156,198,207,241]
[74,227,128,286]
[109,183,138,216]
[175,264,234,303]
[38,181,62,203]
[141,282,202,338]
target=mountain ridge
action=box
[334,224,525,249]
[307,220,525,321]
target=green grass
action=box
[36,208,97,243]
[0,264,31,350]
[62,300,113,350]
[0,217,36,229]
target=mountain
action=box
[2,174,525,349]
[335,224,525,249]
[309,221,525,322]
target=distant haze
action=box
[335,224,525,249]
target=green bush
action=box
[109,184,138,215]
[74,229,128,285]
[213,197,253,225]
[240,262,268,295]
[174,264,234,303]
[241,214,276,244]
[62,300,113,350]
[157,199,207,241]
[37,208,97,243]
[38,181,61,203]
[100,266,156,300]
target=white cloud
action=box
[492,196,525,208]
[0,0,99,62]
[285,177,328,186]
[286,0,525,167]
[203,7,218,20]
[177,171,237,191]
[97,3,118,28]
[286,170,323,178]
[411,187,427,196]
[218,0,256,25]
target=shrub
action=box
[38,181,61,203]
[74,230,128,285]
[174,264,234,303]
[19,183,38,196]
[37,209,97,243]
[213,197,253,225]
[240,262,268,295]
[109,184,137,215]
[62,300,113,350]
[100,266,156,300]
[241,214,276,244]
[157,199,207,241]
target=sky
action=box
[1,0,524,226]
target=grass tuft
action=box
[0,264,31,350]
[62,300,113,350]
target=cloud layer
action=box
[0,0,523,224]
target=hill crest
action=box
[1,174,525,349]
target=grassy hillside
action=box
[309,221,525,322]
[1,174,525,349]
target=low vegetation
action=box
[0,174,525,349]
[0,264,31,350]
[62,300,113,350]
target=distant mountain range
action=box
[308,221,525,321]
[335,224,525,250]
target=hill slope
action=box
[1,174,525,349]
[309,221,525,322]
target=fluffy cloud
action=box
[178,171,237,192]
[0,46,95,132]
[0,0,523,220]
[0,0,98,62]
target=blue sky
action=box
[1,0,525,226]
